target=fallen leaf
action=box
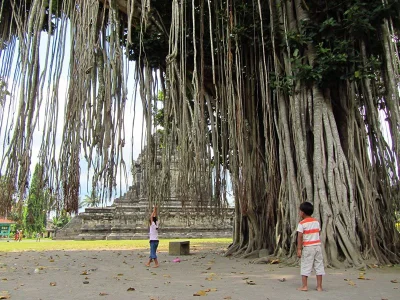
[83,281,89,284]
[206,267,211,270]
[246,280,256,285]
[80,271,89,275]
[278,278,286,282]
[49,259,54,262]
[348,280,356,286]
[0,295,10,299]
[50,282,57,286]
[193,290,207,296]
[367,264,379,268]
[117,273,124,276]
[127,287,136,291]
[99,292,108,296]
[390,280,398,283]
[1,278,7,281]
[270,259,280,264]
[223,297,232,300]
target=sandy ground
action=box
[0,243,399,300]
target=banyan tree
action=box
[0,0,399,266]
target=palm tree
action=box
[80,193,101,208]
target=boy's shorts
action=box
[301,245,325,276]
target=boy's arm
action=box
[297,232,303,258]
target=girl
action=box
[145,206,159,268]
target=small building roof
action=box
[0,218,15,224]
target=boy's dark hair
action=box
[300,202,314,216]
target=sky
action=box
[0,26,145,209]
[0,22,235,213]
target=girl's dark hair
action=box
[152,217,158,230]
[299,202,314,216]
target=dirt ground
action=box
[0,243,399,300]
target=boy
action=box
[145,205,159,268]
[297,201,325,291]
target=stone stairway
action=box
[54,150,234,240]
[53,215,83,240]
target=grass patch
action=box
[0,238,232,252]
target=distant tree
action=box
[24,164,46,235]
[52,210,71,229]
[81,192,101,208]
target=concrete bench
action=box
[169,240,190,255]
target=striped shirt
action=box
[297,217,321,247]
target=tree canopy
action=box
[0,0,399,266]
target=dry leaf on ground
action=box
[246,280,256,285]
[127,287,136,291]
[390,280,398,283]
[347,280,356,286]
[99,292,108,296]
[50,282,57,286]
[193,290,207,296]
[270,259,280,264]
[0,292,10,300]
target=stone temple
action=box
[55,150,234,240]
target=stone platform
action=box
[55,186,234,240]
[55,148,234,240]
